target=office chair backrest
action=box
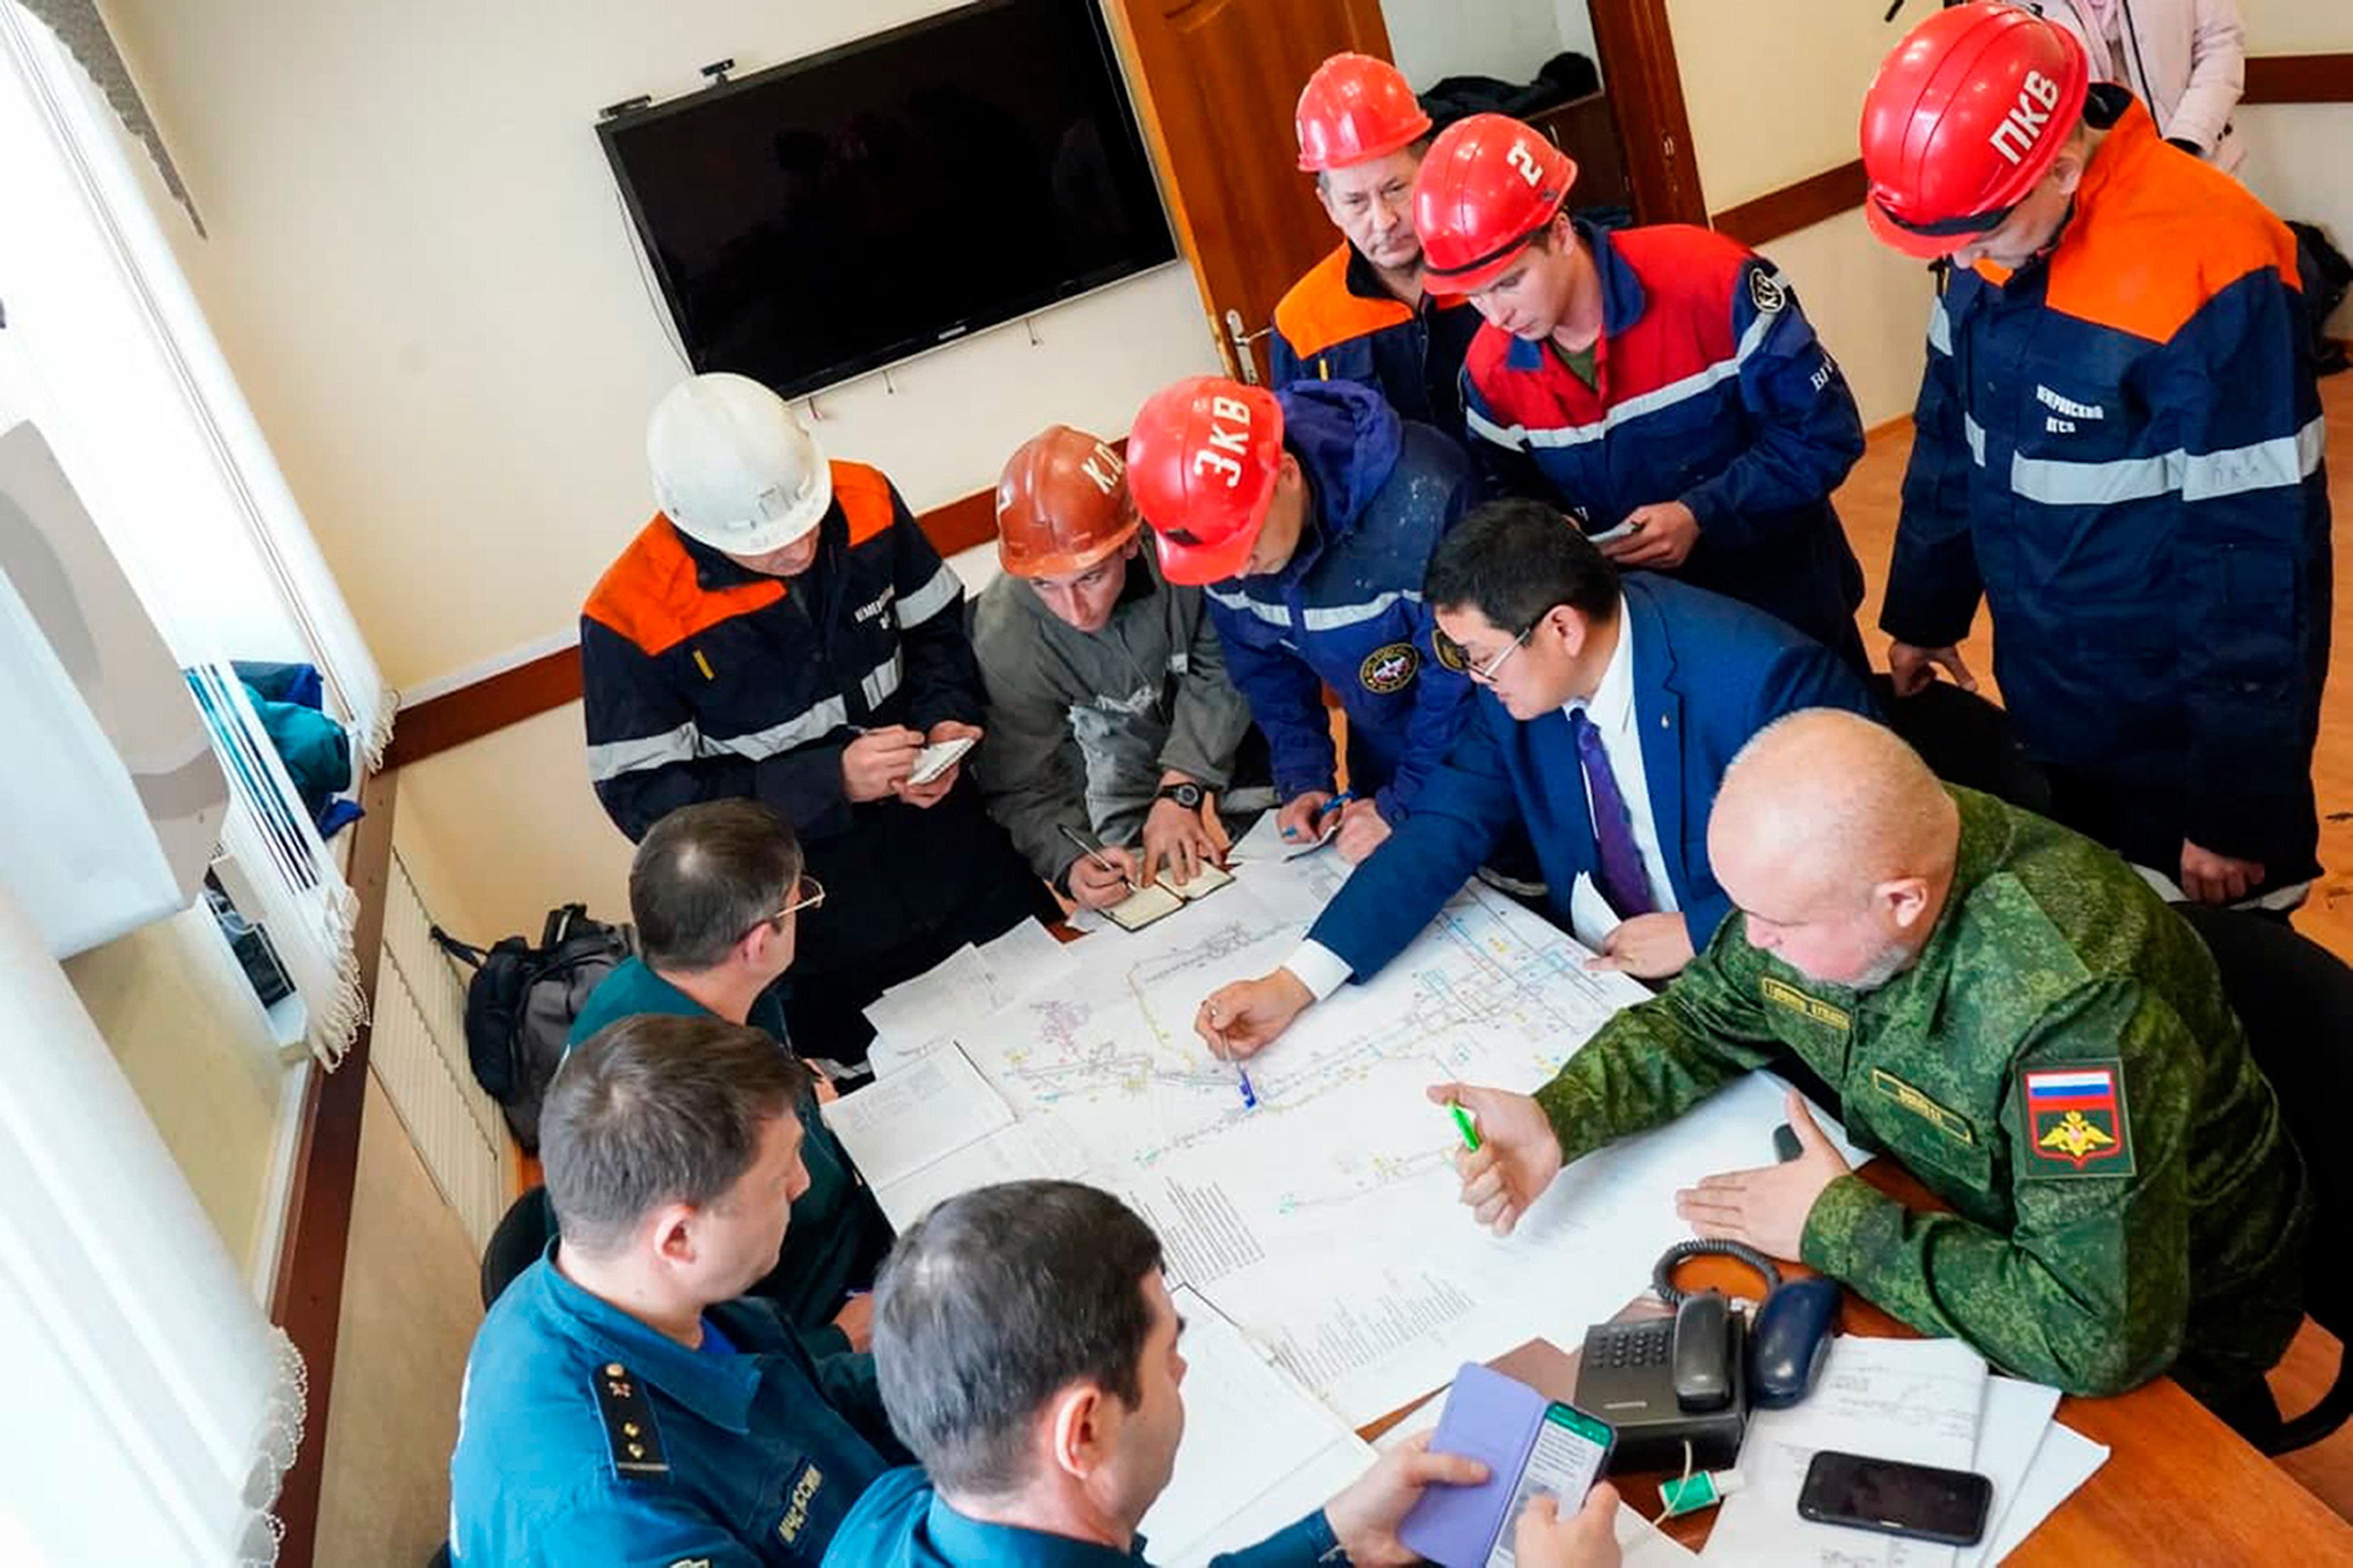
[480,1186,556,1311]
[2175,902,2351,1452]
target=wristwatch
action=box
[1156,780,1207,811]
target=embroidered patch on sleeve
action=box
[2018,1060,2135,1177]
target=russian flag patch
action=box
[2019,1060,2135,1177]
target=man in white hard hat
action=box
[582,373,1056,1074]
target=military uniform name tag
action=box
[1760,975,1850,1031]
[2019,1060,2136,1177]
[1870,1068,1974,1146]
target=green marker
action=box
[1448,1101,1481,1152]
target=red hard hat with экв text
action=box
[1125,376,1284,588]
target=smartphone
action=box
[905,735,976,787]
[1797,1450,1992,1547]
[1483,1404,1616,1568]
[1585,517,1641,546]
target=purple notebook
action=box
[1397,1364,1551,1568]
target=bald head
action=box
[1709,711,1960,989]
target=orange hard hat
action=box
[995,426,1137,579]
[1860,1,2090,259]
[1126,376,1284,588]
[1295,52,1431,173]
[1412,113,1577,295]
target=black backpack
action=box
[431,904,635,1153]
[2288,221,2350,378]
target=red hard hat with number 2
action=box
[1126,376,1285,587]
[1412,113,1578,296]
[1860,1,2090,258]
[1295,53,1431,173]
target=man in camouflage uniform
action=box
[1437,710,2308,1426]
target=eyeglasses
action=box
[1469,626,1536,684]
[742,876,825,943]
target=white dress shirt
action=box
[1285,612,1677,1001]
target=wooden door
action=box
[1107,0,1397,386]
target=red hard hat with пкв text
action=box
[1125,376,1284,588]
[1859,1,2090,258]
[1295,52,1431,173]
[1412,113,1577,296]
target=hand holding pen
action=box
[1058,823,1143,911]
[1200,998,1258,1109]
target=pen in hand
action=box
[1058,822,1141,892]
[1203,1001,1258,1109]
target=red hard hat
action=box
[1296,53,1431,173]
[1412,113,1577,295]
[1860,1,2089,259]
[1126,376,1284,587]
[995,425,1138,579]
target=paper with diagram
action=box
[912,847,1848,1425]
[1701,1335,1989,1567]
[1141,1286,1375,1566]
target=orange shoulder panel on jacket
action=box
[830,460,900,547]
[581,515,786,656]
[2040,116,2301,347]
[1273,244,1414,362]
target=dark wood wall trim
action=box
[2242,52,2353,106]
[1706,52,2349,250]
[381,484,1004,772]
[269,763,398,1568]
[1710,159,1867,249]
[381,645,583,771]
[1588,0,1710,225]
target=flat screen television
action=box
[598,0,1178,399]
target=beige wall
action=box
[62,902,293,1273]
[1661,0,1934,429]
[2238,1,2353,337]
[394,703,634,946]
[101,0,1218,693]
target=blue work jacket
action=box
[450,1254,909,1566]
[1205,379,1480,820]
[822,1467,1341,1567]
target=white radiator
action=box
[369,849,515,1253]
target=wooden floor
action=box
[1833,370,2353,1521]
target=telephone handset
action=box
[1572,1127,1840,1472]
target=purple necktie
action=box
[1570,709,1655,921]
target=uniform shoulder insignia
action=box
[592,1360,669,1479]
[2018,1060,2136,1178]
[1746,267,1787,316]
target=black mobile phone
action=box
[1797,1450,1993,1546]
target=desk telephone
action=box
[1572,1127,1842,1472]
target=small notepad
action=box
[1104,860,1235,931]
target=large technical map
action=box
[856,834,1843,1426]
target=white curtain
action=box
[0,876,305,1564]
[0,5,393,1063]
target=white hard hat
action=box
[645,372,832,556]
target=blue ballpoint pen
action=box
[1202,1001,1258,1109]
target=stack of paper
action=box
[863,919,1082,1075]
[1699,1338,2107,1565]
[1144,1287,1378,1567]
[818,1043,1015,1190]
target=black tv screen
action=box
[598,0,1178,399]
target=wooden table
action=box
[1363,1162,2353,1563]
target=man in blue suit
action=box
[1196,498,1877,1053]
